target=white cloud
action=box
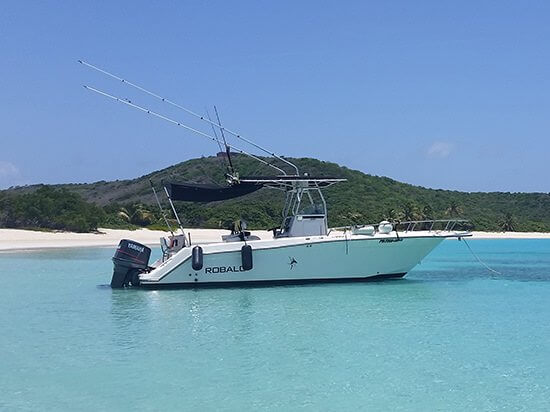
[426,141,454,159]
[0,161,21,188]
[0,161,19,177]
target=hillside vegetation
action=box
[1,155,549,232]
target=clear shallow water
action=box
[1,240,550,411]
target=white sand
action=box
[470,231,550,239]
[1,228,549,252]
[0,228,272,251]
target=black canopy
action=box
[166,182,263,202]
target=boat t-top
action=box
[80,60,471,288]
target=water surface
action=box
[1,239,549,410]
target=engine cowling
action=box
[111,239,151,288]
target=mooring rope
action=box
[462,237,503,275]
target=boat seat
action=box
[222,232,261,242]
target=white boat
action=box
[78,60,471,288]
[110,175,470,288]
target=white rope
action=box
[462,238,502,275]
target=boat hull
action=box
[140,273,407,288]
[139,234,447,288]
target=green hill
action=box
[1,155,549,232]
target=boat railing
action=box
[394,219,470,232]
[330,219,470,235]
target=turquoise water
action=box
[1,239,550,411]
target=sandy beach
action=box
[469,231,550,239]
[0,228,273,252]
[0,228,549,251]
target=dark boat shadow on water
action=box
[96,277,427,297]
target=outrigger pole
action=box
[78,60,299,175]
[83,85,286,176]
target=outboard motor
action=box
[111,239,151,288]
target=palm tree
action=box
[420,204,434,229]
[117,207,131,222]
[401,202,416,221]
[422,204,434,220]
[445,200,463,217]
[117,204,155,226]
[346,211,364,225]
[385,208,398,221]
[131,205,154,226]
[500,212,516,232]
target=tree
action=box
[422,204,434,220]
[384,208,399,221]
[0,186,104,232]
[445,200,463,217]
[117,207,131,222]
[500,212,516,232]
[115,204,156,226]
[130,205,154,226]
[346,211,364,224]
[401,202,416,221]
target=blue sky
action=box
[1,1,549,192]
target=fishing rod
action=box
[163,184,186,241]
[214,106,229,149]
[206,107,235,176]
[149,179,174,236]
[206,107,226,155]
[78,59,299,175]
[83,85,287,176]
[213,105,236,175]
[208,105,280,178]
[204,107,225,156]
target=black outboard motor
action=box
[111,239,151,288]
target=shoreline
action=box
[0,228,549,252]
[469,231,550,239]
[0,228,272,252]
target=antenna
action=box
[83,85,287,175]
[79,60,299,175]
